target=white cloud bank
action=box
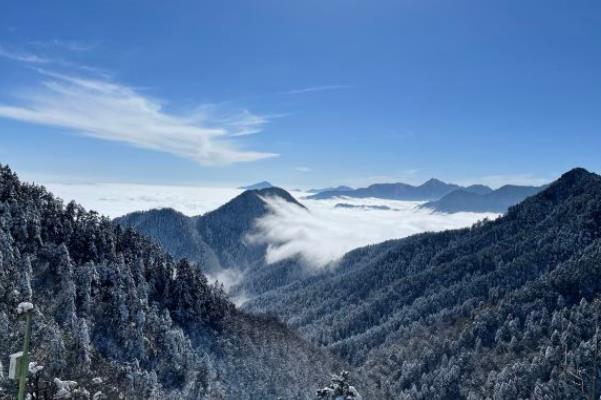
[250,193,500,268]
[0,70,277,165]
[40,181,498,269]
[42,182,244,218]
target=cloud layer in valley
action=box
[250,193,500,268]
[43,182,244,218]
[0,70,277,165]
[41,181,498,269]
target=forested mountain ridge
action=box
[116,187,302,275]
[247,167,601,399]
[195,187,304,273]
[116,187,314,301]
[0,165,342,399]
[113,207,222,272]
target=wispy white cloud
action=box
[249,195,498,268]
[218,109,270,137]
[295,166,312,172]
[0,70,278,165]
[0,44,50,64]
[31,39,97,52]
[0,42,112,77]
[287,85,351,95]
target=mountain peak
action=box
[530,167,598,203]
[419,178,453,189]
[248,186,306,208]
[239,181,273,190]
[423,178,445,185]
[558,167,592,181]
[203,186,305,226]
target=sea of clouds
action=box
[44,182,499,268]
[251,192,499,267]
[44,182,244,218]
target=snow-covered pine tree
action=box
[316,371,362,400]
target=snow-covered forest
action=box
[4,163,601,399]
[0,165,342,399]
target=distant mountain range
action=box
[308,178,464,201]
[307,185,354,194]
[308,178,545,213]
[422,184,545,213]
[238,181,273,190]
[463,183,494,195]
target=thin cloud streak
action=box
[287,85,351,95]
[30,39,97,52]
[0,70,278,165]
[0,42,111,76]
[0,45,51,64]
[295,166,312,172]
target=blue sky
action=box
[1,0,600,188]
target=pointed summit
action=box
[523,167,599,208]
[422,178,445,185]
[419,178,448,188]
[117,186,305,274]
[557,167,593,182]
[239,181,273,190]
[252,187,306,208]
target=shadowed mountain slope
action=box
[246,168,601,399]
[115,187,314,302]
[116,187,303,275]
